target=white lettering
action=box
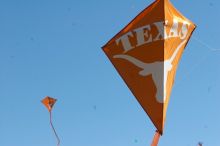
[116,32,134,53]
[179,21,189,39]
[115,19,189,52]
[153,21,167,41]
[168,19,179,38]
[134,25,152,47]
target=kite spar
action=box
[41,96,60,146]
[151,131,160,146]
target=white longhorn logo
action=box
[113,40,187,103]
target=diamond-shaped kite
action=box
[41,96,57,112]
[41,96,60,146]
[102,0,196,144]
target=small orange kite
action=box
[42,96,57,112]
[41,96,60,146]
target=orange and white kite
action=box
[42,96,60,146]
[102,0,196,145]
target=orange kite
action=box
[42,96,57,112]
[102,0,196,145]
[41,96,60,146]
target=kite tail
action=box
[151,130,161,146]
[50,111,60,146]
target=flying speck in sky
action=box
[198,142,203,146]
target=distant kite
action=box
[102,0,196,145]
[42,96,60,146]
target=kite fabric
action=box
[41,96,57,112]
[41,96,60,146]
[102,0,196,135]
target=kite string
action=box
[192,36,220,52]
[175,36,220,87]
[50,111,60,146]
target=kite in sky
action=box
[42,96,60,146]
[102,0,196,145]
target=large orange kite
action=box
[102,0,196,145]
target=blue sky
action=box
[0,0,219,146]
